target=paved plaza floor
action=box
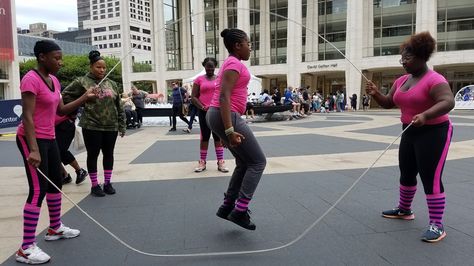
[1,110,473,265]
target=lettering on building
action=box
[307,63,338,70]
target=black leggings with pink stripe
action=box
[16,135,62,207]
[398,121,453,194]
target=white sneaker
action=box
[44,223,80,241]
[194,160,207,172]
[15,243,51,264]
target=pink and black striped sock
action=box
[398,185,416,211]
[104,170,113,185]
[22,203,40,250]
[200,149,207,161]
[46,193,62,230]
[235,198,251,212]
[427,193,445,227]
[90,172,98,187]
[215,146,224,161]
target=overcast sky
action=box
[16,0,78,31]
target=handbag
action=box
[73,124,85,151]
[178,87,189,116]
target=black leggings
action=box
[171,104,190,129]
[82,128,118,173]
[198,110,220,142]
[136,107,144,124]
[17,136,62,207]
[399,121,453,195]
[55,120,76,165]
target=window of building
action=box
[373,0,416,56]
[94,27,107,33]
[130,26,140,32]
[109,25,120,31]
[101,15,106,19]
[270,0,288,64]
[165,0,182,70]
[205,0,219,59]
[317,0,347,60]
[93,16,98,20]
[437,0,474,52]
[249,0,260,66]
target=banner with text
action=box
[0,99,22,128]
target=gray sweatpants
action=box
[206,107,266,200]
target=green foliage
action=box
[132,62,153,73]
[132,81,154,93]
[19,55,123,88]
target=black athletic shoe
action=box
[216,204,234,220]
[75,168,88,185]
[227,209,256,230]
[91,185,106,197]
[169,128,176,132]
[103,183,116,195]
[62,174,72,184]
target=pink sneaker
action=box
[217,160,229,173]
[194,160,206,172]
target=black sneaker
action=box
[169,128,176,132]
[227,209,256,230]
[91,185,105,197]
[103,183,116,195]
[62,174,72,184]
[382,207,415,220]
[75,168,88,185]
[216,204,234,220]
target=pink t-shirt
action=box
[393,70,449,125]
[17,70,61,139]
[194,74,217,108]
[210,56,250,115]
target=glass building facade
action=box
[204,0,219,59]
[373,0,416,56]
[318,0,347,60]
[437,0,474,52]
[270,0,288,64]
[164,0,181,70]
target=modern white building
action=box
[123,0,474,107]
[0,0,20,100]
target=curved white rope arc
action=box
[42,6,400,257]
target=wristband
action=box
[224,127,234,136]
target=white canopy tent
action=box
[182,69,263,96]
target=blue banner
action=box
[0,99,22,129]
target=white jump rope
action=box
[35,7,413,257]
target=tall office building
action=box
[79,0,153,65]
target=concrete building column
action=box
[218,0,227,63]
[192,0,206,70]
[416,0,438,37]
[345,0,366,109]
[180,0,193,70]
[120,0,133,92]
[286,0,303,87]
[152,0,168,100]
[362,0,374,57]
[259,0,271,65]
[304,0,319,62]
[237,0,251,67]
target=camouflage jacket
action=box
[62,73,126,133]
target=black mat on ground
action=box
[351,124,474,142]
[324,116,373,121]
[131,134,394,164]
[3,161,474,266]
[286,121,361,128]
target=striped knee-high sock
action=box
[22,203,40,250]
[427,193,446,227]
[89,172,98,187]
[46,193,62,230]
[398,185,416,211]
[104,170,113,185]
[215,146,224,161]
[235,197,251,212]
[200,149,207,161]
